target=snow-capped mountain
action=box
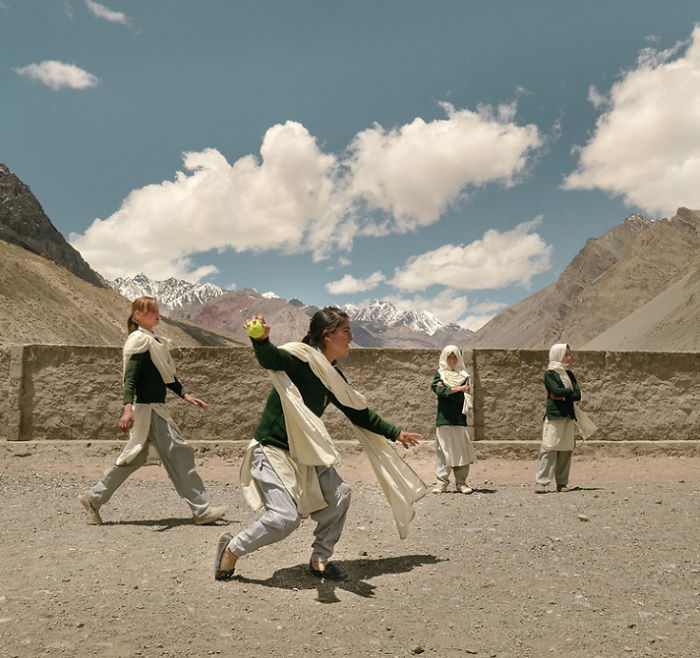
[108,273,225,310]
[343,300,447,335]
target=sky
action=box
[3,1,700,330]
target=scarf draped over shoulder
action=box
[240,342,426,539]
[437,345,473,414]
[116,328,178,466]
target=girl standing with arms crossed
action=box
[430,345,476,494]
[534,342,581,493]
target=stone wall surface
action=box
[0,345,22,440]
[473,349,700,441]
[3,345,700,445]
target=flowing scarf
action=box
[241,342,427,539]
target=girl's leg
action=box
[309,466,351,564]
[535,448,556,491]
[228,447,301,557]
[555,450,573,488]
[85,444,148,509]
[148,413,210,518]
[453,464,471,487]
[434,440,450,485]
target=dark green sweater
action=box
[252,339,400,450]
[123,351,185,404]
[544,369,581,420]
[431,370,468,427]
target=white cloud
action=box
[71,103,543,280]
[587,85,607,109]
[326,271,385,295]
[564,27,700,215]
[261,291,279,299]
[348,102,542,231]
[390,218,552,292]
[84,0,129,25]
[14,60,99,91]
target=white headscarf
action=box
[438,345,469,387]
[547,342,572,388]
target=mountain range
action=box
[3,162,700,351]
[109,275,474,348]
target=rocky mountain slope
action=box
[466,208,700,350]
[0,166,242,347]
[0,163,105,288]
[0,239,242,346]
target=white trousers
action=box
[229,446,351,562]
[87,412,210,519]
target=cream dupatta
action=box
[116,328,180,466]
[241,342,427,539]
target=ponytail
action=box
[127,296,158,334]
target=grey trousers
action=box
[229,446,351,563]
[86,411,210,519]
[435,443,470,485]
[535,448,573,487]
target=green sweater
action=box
[252,339,400,450]
[123,351,185,404]
[544,369,581,420]
[431,370,468,427]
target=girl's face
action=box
[323,318,353,361]
[134,305,160,331]
[446,353,458,368]
[562,346,572,365]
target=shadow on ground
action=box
[234,554,443,603]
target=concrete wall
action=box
[2,344,700,445]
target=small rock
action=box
[412,646,424,655]
[577,514,589,522]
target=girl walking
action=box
[78,296,227,524]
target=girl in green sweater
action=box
[215,307,423,582]
[430,345,476,494]
[78,296,227,525]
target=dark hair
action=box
[127,296,158,334]
[302,306,349,349]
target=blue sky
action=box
[3,1,700,328]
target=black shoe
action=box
[557,485,570,492]
[309,561,348,581]
[215,532,236,581]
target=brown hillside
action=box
[0,239,242,347]
[467,209,700,349]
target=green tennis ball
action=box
[247,320,265,339]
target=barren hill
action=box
[0,239,242,347]
[467,208,700,349]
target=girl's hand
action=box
[119,405,134,433]
[452,383,470,394]
[549,392,565,401]
[245,315,271,341]
[396,431,421,448]
[184,393,208,409]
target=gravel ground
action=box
[1,453,699,658]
